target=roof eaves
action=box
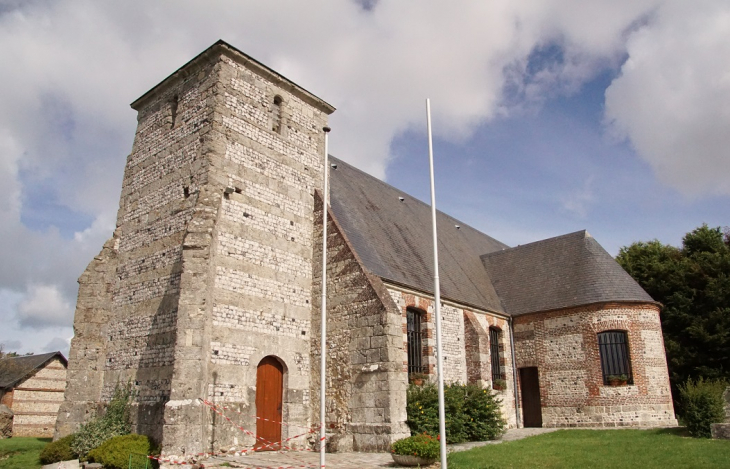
[0,351,67,390]
[510,299,662,318]
[380,277,509,318]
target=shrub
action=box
[406,382,506,444]
[391,433,440,459]
[679,377,727,438]
[87,434,159,469]
[39,434,78,464]
[407,383,440,437]
[463,384,507,441]
[71,382,134,458]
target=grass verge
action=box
[0,437,50,469]
[448,428,730,469]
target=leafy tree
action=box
[616,224,730,403]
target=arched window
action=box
[406,308,426,374]
[598,331,633,385]
[271,95,283,133]
[489,327,504,388]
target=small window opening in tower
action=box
[272,95,283,133]
[170,95,179,129]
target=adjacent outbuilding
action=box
[0,351,68,437]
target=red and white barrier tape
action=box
[139,397,326,467]
[200,399,320,453]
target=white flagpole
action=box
[320,126,331,468]
[426,99,448,468]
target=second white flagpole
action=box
[320,126,331,468]
[426,99,448,468]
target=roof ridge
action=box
[481,229,587,260]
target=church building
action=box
[55,40,676,460]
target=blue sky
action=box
[389,67,730,255]
[0,1,729,356]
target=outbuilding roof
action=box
[0,351,67,390]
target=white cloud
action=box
[17,284,73,328]
[43,336,71,357]
[561,177,595,218]
[605,0,730,196]
[0,0,726,351]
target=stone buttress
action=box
[311,194,411,451]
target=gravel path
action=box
[199,428,560,469]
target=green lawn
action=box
[448,428,730,469]
[0,437,50,469]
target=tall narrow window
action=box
[169,95,179,129]
[598,331,633,384]
[272,95,283,133]
[407,308,425,374]
[489,327,503,386]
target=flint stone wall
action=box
[513,303,677,428]
[387,288,517,428]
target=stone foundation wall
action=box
[56,234,118,439]
[513,303,677,427]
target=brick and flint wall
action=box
[513,303,677,427]
[310,195,410,451]
[386,287,518,428]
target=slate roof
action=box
[0,351,67,390]
[329,158,656,317]
[481,230,656,316]
[329,156,508,313]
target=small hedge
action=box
[679,377,727,438]
[406,382,506,444]
[87,434,159,469]
[391,433,440,459]
[39,434,78,464]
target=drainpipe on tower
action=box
[509,316,522,428]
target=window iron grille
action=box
[598,331,633,384]
[489,327,504,384]
[407,309,426,374]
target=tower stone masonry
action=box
[56,40,338,456]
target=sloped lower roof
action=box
[329,156,508,313]
[0,351,67,390]
[482,230,656,316]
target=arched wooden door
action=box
[256,356,283,449]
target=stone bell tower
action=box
[56,40,335,457]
